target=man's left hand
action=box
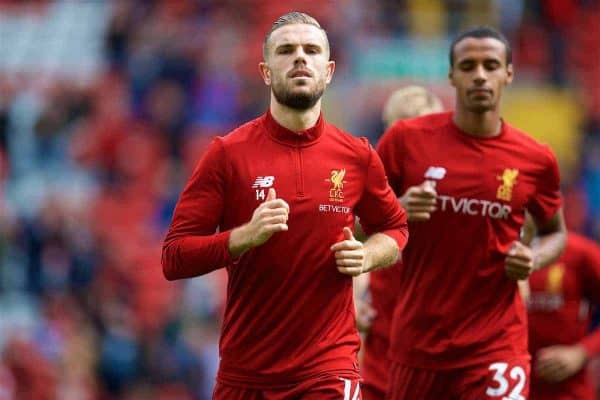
[505,241,535,280]
[332,227,369,276]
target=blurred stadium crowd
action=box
[0,0,599,399]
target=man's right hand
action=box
[535,344,588,383]
[229,188,290,257]
[399,181,437,221]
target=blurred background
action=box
[0,0,599,399]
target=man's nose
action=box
[473,65,486,83]
[293,48,307,64]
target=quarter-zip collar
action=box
[263,110,324,147]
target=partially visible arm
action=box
[398,181,438,221]
[332,228,399,276]
[354,143,408,264]
[531,208,567,270]
[163,144,290,280]
[363,233,400,272]
[535,345,588,383]
[228,188,289,258]
[334,143,407,276]
[162,139,232,280]
[529,148,567,271]
[505,209,567,280]
[353,217,401,270]
[506,148,566,280]
[530,209,567,271]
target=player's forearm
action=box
[228,224,253,258]
[532,230,567,270]
[362,232,400,272]
[162,231,233,280]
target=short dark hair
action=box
[449,26,512,67]
[262,12,329,60]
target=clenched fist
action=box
[229,188,290,257]
[505,241,535,280]
[535,344,588,383]
[399,181,437,221]
[331,227,369,276]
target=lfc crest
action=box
[327,169,346,202]
[496,168,519,201]
[546,263,565,294]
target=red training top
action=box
[528,232,600,400]
[377,111,561,370]
[162,111,408,388]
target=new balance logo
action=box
[424,166,446,180]
[252,176,275,188]
[253,176,275,200]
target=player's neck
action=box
[269,98,322,132]
[453,109,502,138]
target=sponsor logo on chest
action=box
[438,195,511,219]
[426,166,519,219]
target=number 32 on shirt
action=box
[486,362,527,400]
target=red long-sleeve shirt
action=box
[162,111,408,388]
[528,232,600,399]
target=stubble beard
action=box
[465,96,496,114]
[468,103,494,113]
[272,80,325,110]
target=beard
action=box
[464,91,497,114]
[467,102,494,113]
[271,79,325,110]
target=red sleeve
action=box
[375,122,404,197]
[354,142,408,251]
[526,146,562,224]
[161,138,233,280]
[579,238,600,356]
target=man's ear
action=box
[506,63,514,85]
[259,62,271,85]
[325,60,335,84]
